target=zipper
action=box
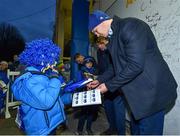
[44,111,50,128]
[58,100,65,120]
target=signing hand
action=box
[96,83,108,94]
[87,80,100,90]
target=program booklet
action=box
[72,89,102,107]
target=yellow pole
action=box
[54,0,65,58]
[126,0,136,8]
[89,0,93,13]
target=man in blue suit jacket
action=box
[88,10,177,135]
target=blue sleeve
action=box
[60,93,72,105]
[76,70,84,81]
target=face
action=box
[92,22,109,37]
[0,62,8,70]
[13,55,18,61]
[75,56,84,64]
[85,62,93,69]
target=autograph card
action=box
[72,89,102,107]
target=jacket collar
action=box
[107,15,122,51]
[111,15,121,36]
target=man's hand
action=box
[96,83,108,94]
[87,80,99,90]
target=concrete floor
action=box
[0,106,110,135]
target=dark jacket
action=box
[97,49,111,75]
[97,16,177,120]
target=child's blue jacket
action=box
[11,67,72,135]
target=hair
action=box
[19,38,61,67]
[74,53,83,60]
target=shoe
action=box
[85,130,93,135]
[74,131,83,135]
[57,124,67,131]
[100,128,117,135]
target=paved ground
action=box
[0,106,109,135]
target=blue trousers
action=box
[130,110,165,135]
[104,91,125,135]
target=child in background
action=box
[74,53,97,81]
[81,57,98,80]
[0,61,9,114]
[11,39,72,135]
[76,56,98,135]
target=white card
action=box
[72,89,102,107]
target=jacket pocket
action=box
[132,72,154,91]
[143,72,154,90]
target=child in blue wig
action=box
[11,39,72,135]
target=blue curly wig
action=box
[19,38,61,67]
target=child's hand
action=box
[50,62,59,74]
[42,64,51,73]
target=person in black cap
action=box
[87,10,177,135]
